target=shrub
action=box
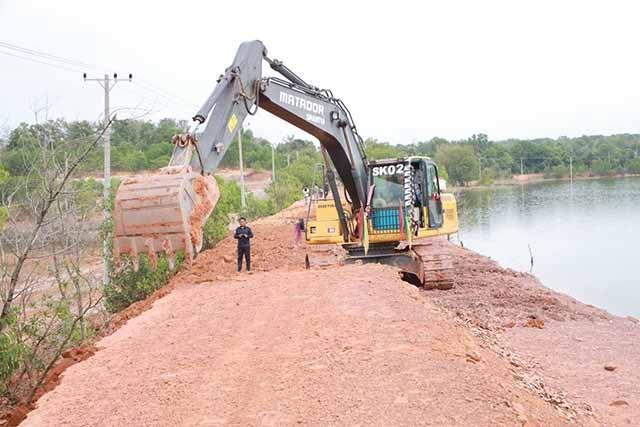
[478,168,495,186]
[105,253,184,313]
[544,165,568,179]
[0,313,23,393]
[592,160,615,176]
[201,176,242,250]
[627,158,640,174]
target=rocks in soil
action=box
[526,318,545,329]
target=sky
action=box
[1,0,639,145]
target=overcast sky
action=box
[1,0,639,144]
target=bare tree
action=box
[0,117,114,401]
[0,117,112,330]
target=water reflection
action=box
[456,177,640,317]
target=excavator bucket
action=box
[113,170,219,269]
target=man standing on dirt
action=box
[234,217,254,272]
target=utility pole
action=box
[84,72,132,289]
[568,156,575,183]
[237,126,246,209]
[520,157,524,175]
[478,157,482,180]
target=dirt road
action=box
[18,203,640,426]
[22,266,567,426]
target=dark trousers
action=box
[237,246,251,272]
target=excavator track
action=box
[337,239,455,290]
[411,239,455,290]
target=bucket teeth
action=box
[146,239,158,270]
[130,238,139,272]
[162,239,175,271]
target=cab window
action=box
[426,164,439,197]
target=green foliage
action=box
[3,119,640,207]
[592,159,615,176]
[268,172,301,208]
[72,178,102,215]
[244,193,276,218]
[0,167,8,184]
[478,168,496,186]
[436,144,479,186]
[105,253,184,313]
[364,138,407,160]
[0,206,7,232]
[0,312,23,392]
[544,165,568,179]
[0,167,8,231]
[438,165,449,182]
[202,177,242,250]
[1,118,184,175]
[0,296,95,395]
[628,158,640,174]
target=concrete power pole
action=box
[238,126,246,209]
[84,72,132,289]
[569,156,573,183]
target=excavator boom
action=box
[113,40,369,267]
[114,40,459,290]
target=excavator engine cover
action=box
[113,170,219,268]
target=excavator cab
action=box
[306,156,457,246]
[367,157,450,240]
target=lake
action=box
[455,177,640,318]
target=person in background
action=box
[234,217,254,272]
[323,182,330,199]
[294,218,305,246]
[303,186,310,205]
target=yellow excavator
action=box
[114,40,458,288]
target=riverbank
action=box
[429,239,639,425]
[9,203,639,426]
[449,172,640,193]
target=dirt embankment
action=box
[15,202,640,426]
[429,242,640,426]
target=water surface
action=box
[456,177,640,317]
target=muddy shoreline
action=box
[428,240,640,425]
[449,172,640,193]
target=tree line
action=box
[3,119,640,189]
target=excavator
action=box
[113,40,459,289]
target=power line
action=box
[0,49,82,73]
[1,40,197,116]
[117,84,194,118]
[0,40,109,72]
[137,79,197,110]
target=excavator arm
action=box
[114,40,370,266]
